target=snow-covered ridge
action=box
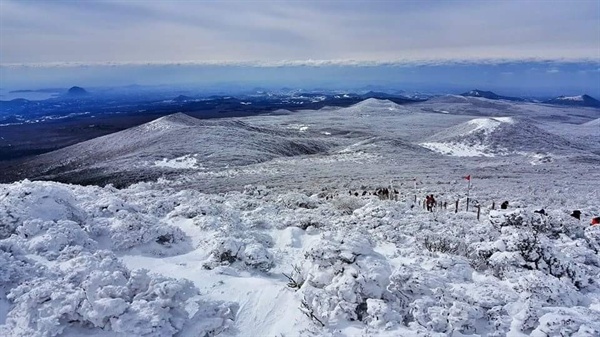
[466,117,515,135]
[421,117,575,158]
[582,118,600,127]
[555,95,585,102]
[334,98,411,115]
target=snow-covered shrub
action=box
[101,211,189,252]
[298,232,393,325]
[204,237,274,271]
[0,245,44,287]
[0,181,86,239]
[421,232,468,256]
[331,195,366,215]
[478,211,595,289]
[584,225,600,253]
[2,251,233,337]
[277,192,320,209]
[14,219,96,260]
[277,208,324,230]
[531,307,600,337]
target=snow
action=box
[2,99,600,336]
[420,116,577,158]
[154,155,200,169]
[420,141,499,157]
[1,176,600,336]
[557,95,584,101]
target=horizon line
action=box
[2,57,599,68]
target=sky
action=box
[1,0,599,96]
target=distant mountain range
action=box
[544,94,600,108]
[460,89,600,108]
[460,89,525,102]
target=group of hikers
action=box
[340,186,599,226]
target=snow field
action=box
[1,179,600,336]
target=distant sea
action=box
[0,89,60,101]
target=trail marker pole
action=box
[455,200,459,213]
[477,205,481,220]
[465,176,472,212]
[413,178,417,205]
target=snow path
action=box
[120,217,314,336]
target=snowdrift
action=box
[420,117,576,157]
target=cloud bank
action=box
[1,0,599,65]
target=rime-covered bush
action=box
[421,232,468,255]
[205,236,274,271]
[2,251,234,337]
[298,232,393,325]
[102,211,188,251]
[331,195,366,215]
[277,192,320,209]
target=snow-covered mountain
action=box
[583,118,600,127]
[545,94,600,107]
[2,98,600,336]
[420,117,577,157]
[332,98,413,115]
[8,113,337,186]
[460,89,525,102]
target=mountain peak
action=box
[545,94,600,107]
[460,89,525,102]
[461,89,500,99]
[66,86,89,96]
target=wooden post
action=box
[492,201,495,210]
[477,205,481,220]
[455,200,459,213]
[466,197,470,212]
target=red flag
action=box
[463,175,471,181]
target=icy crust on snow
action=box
[2,180,600,336]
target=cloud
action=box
[547,68,561,73]
[1,0,599,64]
[1,58,598,69]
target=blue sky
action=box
[1,0,599,96]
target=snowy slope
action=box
[2,98,600,336]
[420,117,578,157]
[545,94,600,108]
[10,113,339,186]
[1,177,599,337]
[331,98,413,115]
[583,118,600,127]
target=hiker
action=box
[443,201,447,210]
[501,201,509,210]
[591,217,600,226]
[571,210,581,220]
[426,195,435,212]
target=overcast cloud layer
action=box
[1,0,599,65]
[1,1,599,96]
